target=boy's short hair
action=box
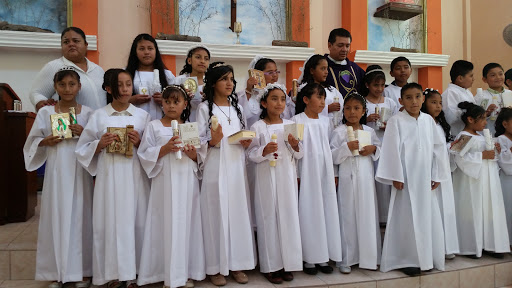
[390,56,411,71]
[328,28,352,44]
[504,68,512,82]
[450,60,473,83]
[482,63,503,78]
[400,82,423,98]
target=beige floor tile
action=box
[329,281,376,288]
[0,251,9,280]
[420,270,459,288]
[7,222,38,251]
[459,265,494,288]
[496,262,512,287]
[0,280,51,288]
[10,250,36,280]
[316,268,373,285]
[359,268,407,281]
[376,277,419,288]
[0,224,28,247]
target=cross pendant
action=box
[228,118,231,125]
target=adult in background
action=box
[325,28,366,100]
[30,27,106,111]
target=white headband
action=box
[248,55,265,70]
[297,54,315,84]
[365,69,385,75]
[187,44,210,56]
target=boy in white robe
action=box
[376,83,447,276]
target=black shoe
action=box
[280,269,293,281]
[303,264,318,275]
[485,251,505,259]
[466,254,480,259]
[316,264,333,274]
[401,267,421,276]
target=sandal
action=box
[107,280,122,288]
[125,280,138,288]
[231,271,248,284]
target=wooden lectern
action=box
[0,84,37,225]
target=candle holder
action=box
[234,21,242,44]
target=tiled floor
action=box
[1,195,511,288]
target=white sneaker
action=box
[445,254,456,260]
[339,266,351,274]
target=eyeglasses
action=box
[263,70,281,76]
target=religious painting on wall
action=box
[368,0,425,52]
[0,0,69,33]
[178,0,288,46]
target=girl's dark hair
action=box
[203,62,245,129]
[126,33,169,93]
[53,69,80,84]
[361,65,386,97]
[61,27,87,44]
[179,46,211,75]
[162,85,191,122]
[342,92,367,125]
[301,54,332,91]
[103,68,124,104]
[495,107,512,137]
[458,101,485,125]
[295,82,326,115]
[254,58,276,71]
[259,86,286,120]
[107,69,132,103]
[420,89,453,142]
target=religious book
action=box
[228,130,256,144]
[106,125,134,157]
[50,113,72,139]
[284,123,304,141]
[450,134,475,156]
[356,130,371,150]
[502,90,512,108]
[248,69,266,89]
[179,76,201,100]
[179,122,201,148]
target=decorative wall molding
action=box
[156,39,316,62]
[0,31,97,51]
[354,50,450,67]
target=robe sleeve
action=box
[431,120,449,183]
[287,141,304,160]
[453,134,482,179]
[137,122,164,178]
[23,109,49,171]
[370,128,381,161]
[247,124,267,163]
[282,92,296,120]
[330,127,353,165]
[29,61,59,105]
[375,116,404,185]
[196,103,211,170]
[443,89,464,127]
[497,136,512,175]
[236,90,249,114]
[164,69,176,85]
[75,111,101,176]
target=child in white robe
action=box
[420,88,460,259]
[376,83,446,276]
[442,60,475,136]
[125,33,175,120]
[175,45,210,121]
[383,56,411,109]
[196,62,256,286]
[291,82,342,275]
[298,54,344,126]
[247,84,303,284]
[363,65,398,225]
[474,63,508,136]
[452,101,510,258]
[495,107,512,246]
[75,69,151,288]
[330,92,381,274]
[24,68,94,288]
[137,85,205,288]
